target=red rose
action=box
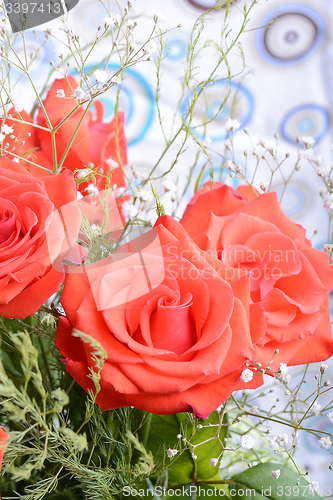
[56,217,254,417]
[181,182,333,372]
[0,158,82,318]
[0,426,9,476]
[4,76,127,190]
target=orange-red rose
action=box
[56,218,255,417]
[4,76,127,190]
[0,158,82,319]
[181,182,333,372]
[0,426,8,477]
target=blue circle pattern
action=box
[82,63,155,146]
[280,104,330,145]
[180,81,254,142]
[166,39,188,61]
[256,3,326,67]
[274,183,310,219]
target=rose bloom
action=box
[0,426,9,475]
[181,182,333,372]
[0,158,82,318]
[56,217,255,417]
[4,76,127,191]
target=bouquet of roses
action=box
[0,1,332,498]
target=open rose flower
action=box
[4,76,127,191]
[0,158,82,318]
[0,427,9,476]
[181,182,333,372]
[56,217,254,417]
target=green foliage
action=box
[147,411,227,486]
[229,463,322,500]
[0,319,158,499]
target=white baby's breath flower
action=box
[111,76,121,85]
[56,89,65,98]
[113,187,126,198]
[91,224,101,236]
[240,368,253,383]
[113,14,121,25]
[167,448,178,458]
[77,168,93,180]
[129,42,137,52]
[259,181,268,192]
[224,138,232,149]
[225,160,235,171]
[94,70,108,84]
[271,470,280,479]
[201,137,212,148]
[326,411,333,423]
[311,401,321,416]
[1,124,13,135]
[209,458,218,467]
[106,158,118,170]
[260,139,277,155]
[308,482,319,494]
[73,87,87,100]
[122,202,138,220]
[138,188,152,202]
[262,139,275,149]
[279,363,288,374]
[146,40,158,53]
[299,148,313,160]
[324,244,333,253]
[274,433,288,447]
[324,193,333,210]
[59,20,72,33]
[12,157,19,163]
[0,133,6,142]
[299,136,315,148]
[225,117,240,132]
[240,435,254,450]
[318,437,332,449]
[275,363,291,383]
[86,184,99,197]
[103,15,116,27]
[162,181,177,193]
[13,101,23,112]
[320,363,329,374]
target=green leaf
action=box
[191,412,226,480]
[230,463,322,500]
[147,413,193,484]
[147,412,226,486]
